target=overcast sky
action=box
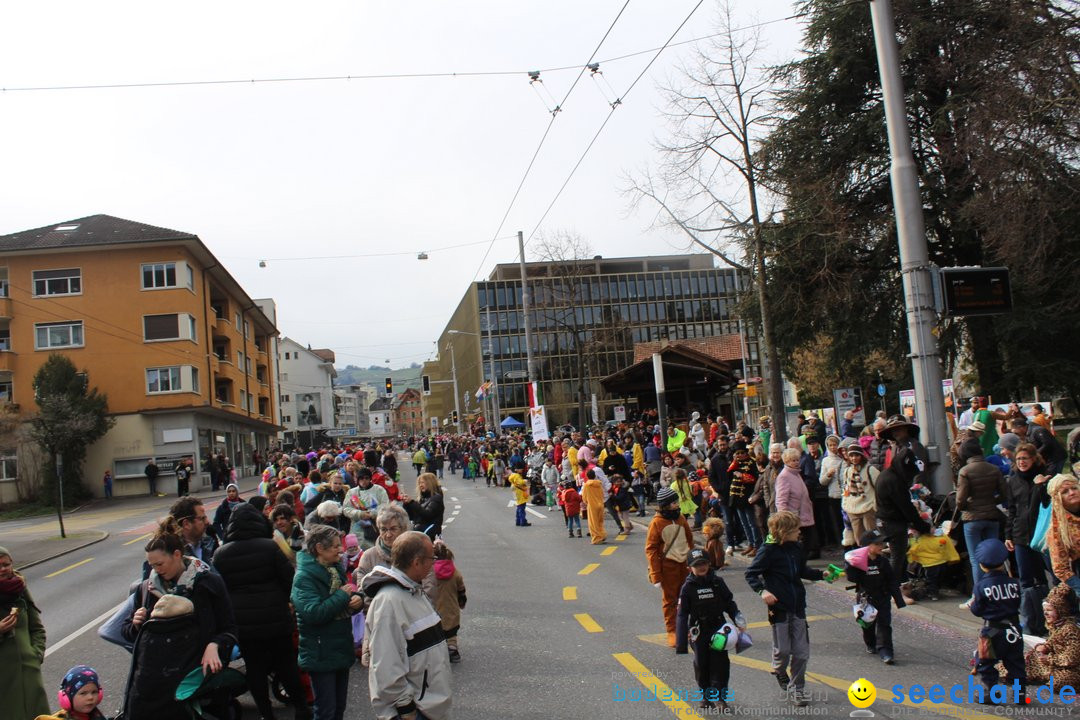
[1,1,803,368]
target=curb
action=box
[15,530,110,571]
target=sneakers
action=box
[569,530,575,538]
[725,547,735,557]
[448,647,461,663]
[792,690,811,706]
[773,670,790,690]
[576,529,583,537]
[865,645,876,655]
[881,654,895,665]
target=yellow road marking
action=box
[728,653,998,719]
[579,563,600,575]
[45,557,93,578]
[601,546,617,556]
[616,534,628,542]
[563,586,578,601]
[123,532,152,546]
[612,652,696,717]
[575,613,604,632]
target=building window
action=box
[284,352,290,359]
[237,350,245,368]
[0,381,11,401]
[35,321,84,349]
[140,262,193,290]
[32,268,81,297]
[143,313,197,342]
[0,451,16,481]
[191,367,200,393]
[146,366,182,393]
[245,357,252,375]
[243,320,250,339]
[235,311,242,328]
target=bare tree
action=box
[626,1,787,441]
[531,231,601,430]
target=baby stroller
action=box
[175,666,248,720]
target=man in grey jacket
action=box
[363,531,452,720]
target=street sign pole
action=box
[870,0,950,494]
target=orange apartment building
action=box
[393,387,424,437]
[0,214,281,500]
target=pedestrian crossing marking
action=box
[601,546,617,556]
[615,534,628,542]
[578,563,601,575]
[612,652,695,717]
[563,586,577,601]
[575,613,603,632]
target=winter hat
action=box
[275,479,291,490]
[656,487,678,506]
[60,665,101,706]
[225,483,239,494]
[998,433,1021,453]
[343,534,358,550]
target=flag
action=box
[475,381,492,399]
[527,381,542,409]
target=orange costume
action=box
[581,477,607,544]
[645,511,694,645]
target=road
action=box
[19,463,1021,719]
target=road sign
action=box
[325,428,356,437]
[504,370,528,379]
[613,405,626,422]
[877,383,886,397]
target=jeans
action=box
[862,600,893,656]
[241,635,306,719]
[963,520,1000,585]
[309,668,349,720]
[633,487,647,514]
[515,503,528,525]
[567,514,581,532]
[733,505,761,548]
[1014,543,1047,588]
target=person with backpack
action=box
[121,518,238,720]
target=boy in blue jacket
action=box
[744,510,824,706]
[969,538,1026,701]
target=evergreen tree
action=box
[760,0,1080,400]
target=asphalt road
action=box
[21,463,1038,719]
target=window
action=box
[0,451,16,482]
[35,321,84,349]
[146,366,182,393]
[284,352,290,360]
[239,389,247,409]
[114,457,152,478]
[235,311,242,328]
[243,320,250,339]
[245,357,252,375]
[237,350,245,368]
[143,313,197,342]
[191,368,200,393]
[0,328,9,351]
[141,262,177,290]
[0,381,11,401]
[32,268,81,297]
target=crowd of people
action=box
[3,397,1078,718]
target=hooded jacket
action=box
[290,552,355,673]
[213,503,296,640]
[874,448,931,533]
[363,565,453,720]
[432,558,467,634]
[744,540,824,622]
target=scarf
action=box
[150,556,211,598]
[0,573,26,600]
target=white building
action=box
[333,383,378,437]
[368,396,395,437]
[278,337,336,448]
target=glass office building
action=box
[425,254,760,429]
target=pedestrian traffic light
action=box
[452,410,458,424]
[422,375,431,396]
[384,377,393,397]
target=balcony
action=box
[213,317,231,339]
[0,297,11,319]
[0,351,13,372]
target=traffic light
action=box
[384,377,393,397]
[422,375,431,396]
[452,410,459,424]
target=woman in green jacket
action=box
[291,525,363,720]
[0,546,49,720]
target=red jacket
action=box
[561,487,582,516]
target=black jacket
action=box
[608,485,633,512]
[602,451,631,481]
[708,449,731,499]
[403,491,445,539]
[382,453,398,478]
[874,448,931,533]
[846,553,906,608]
[1005,467,1049,545]
[214,504,297,640]
[1030,426,1067,474]
[675,572,741,654]
[744,540,823,622]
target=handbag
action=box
[1030,501,1053,552]
[98,580,149,653]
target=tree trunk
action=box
[754,241,787,444]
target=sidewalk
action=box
[1,475,262,571]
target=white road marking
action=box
[450,497,459,502]
[525,507,546,519]
[454,505,461,510]
[452,510,460,515]
[45,600,125,658]
[507,500,515,508]
[445,517,455,524]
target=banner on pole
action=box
[530,405,550,441]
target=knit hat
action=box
[998,433,1021,453]
[344,533,358,549]
[60,665,101,706]
[0,545,9,559]
[656,487,678,506]
[225,483,239,494]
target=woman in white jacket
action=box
[841,444,879,549]
[819,435,847,548]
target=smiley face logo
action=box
[848,678,876,708]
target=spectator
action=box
[951,441,1007,588]
[364,531,453,720]
[212,483,244,539]
[0,546,49,718]
[401,472,445,540]
[1045,474,1080,595]
[1011,417,1068,475]
[1005,443,1052,634]
[171,496,218,564]
[145,458,162,496]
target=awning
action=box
[600,343,739,396]
[500,415,526,428]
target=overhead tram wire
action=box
[524,0,707,249]
[0,9,810,95]
[469,0,633,283]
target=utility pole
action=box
[518,231,538,398]
[485,308,502,435]
[448,342,462,434]
[869,0,949,494]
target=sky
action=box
[1,1,804,370]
